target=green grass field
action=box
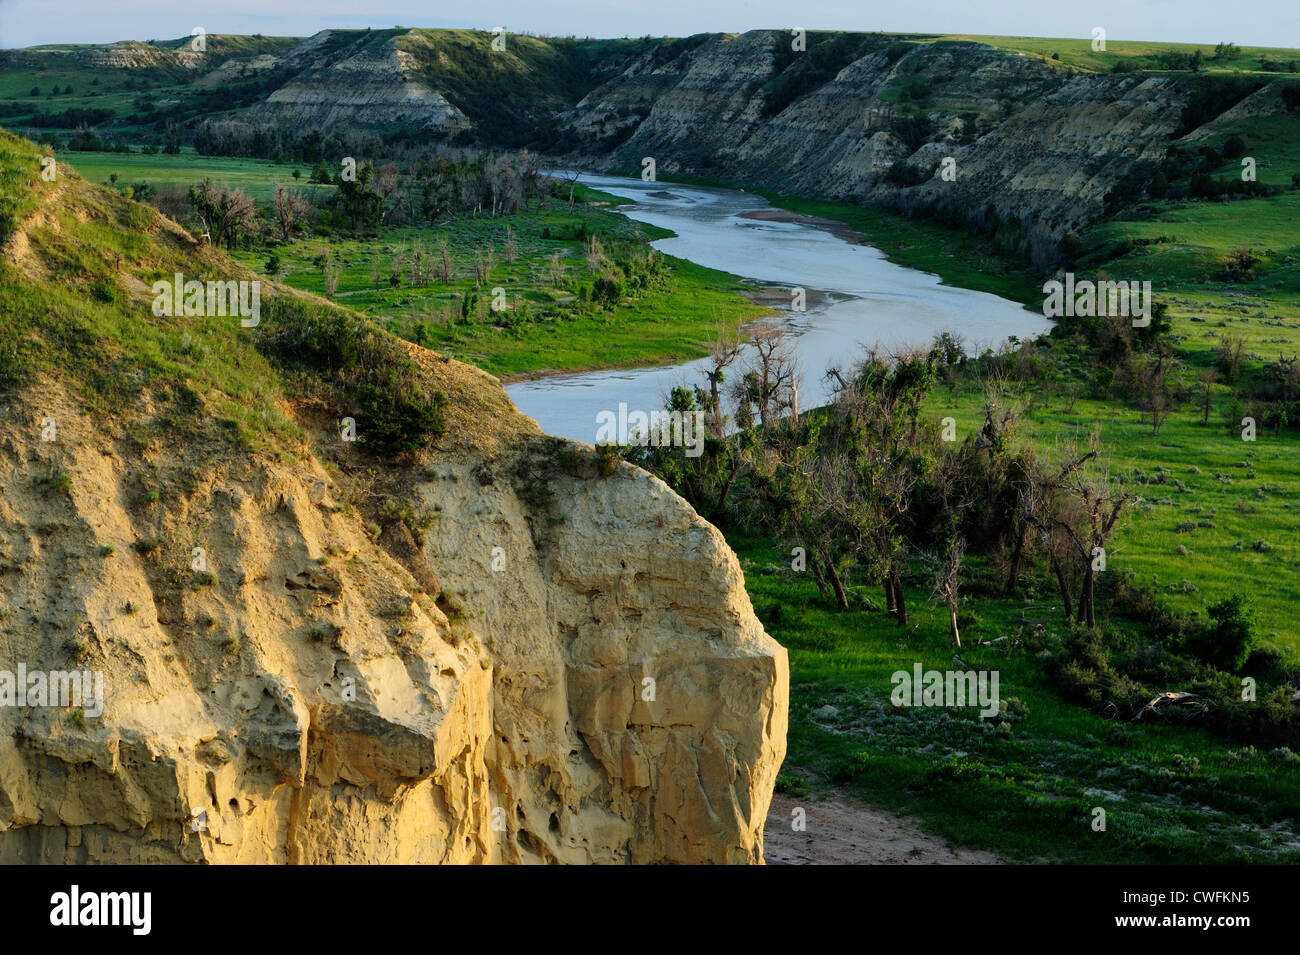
[37,149,772,379]
[736,531,1300,863]
[230,221,767,380]
[59,150,330,201]
[928,387,1300,646]
[935,34,1300,74]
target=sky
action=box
[0,0,1296,50]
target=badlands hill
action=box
[7,28,1295,257]
[0,128,787,863]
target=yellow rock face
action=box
[0,367,787,864]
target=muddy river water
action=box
[506,173,1051,442]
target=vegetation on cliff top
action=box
[0,127,450,459]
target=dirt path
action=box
[764,791,1002,865]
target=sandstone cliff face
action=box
[0,369,785,862]
[0,150,787,863]
[0,377,785,864]
[425,433,786,863]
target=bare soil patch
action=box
[765,791,1003,865]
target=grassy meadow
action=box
[40,149,771,379]
[737,530,1300,863]
[66,150,332,202]
[228,199,767,380]
[934,35,1300,74]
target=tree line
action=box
[623,327,1140,648]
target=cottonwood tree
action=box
[931,444,972,646]
[1026,432,1134,628]
[733,326,799,433]
[473,248,495,284]
[819,347,939,625]
[743,406,859,609]
[635,324,766,526]
[556,169,582,212]
[1061,459,1135,628]
[933,535,965,646]
[320,247,340,299]
[585,234,606,275]
[1133,346,1178,436]
[958,374,1036,594]
[271,183,313,241]
[334,162,384,234]
[1217,333,1246,384]
[548,251,565,289]
[1267,354,1299,405]
[436,238,454,283]
[1019,438,1099,616]
[516,151,544,209]
[622,385,737,527]
[1196,366,1217,425]
[188,180,258,249]
[701,324,743,439]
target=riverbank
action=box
[504,174,1048,443]
[633,171,1045,306]
[223,181,772,381]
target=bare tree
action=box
[1025,431,1134,628]
[272,183,296,241]
[585,234,606,275]
[934,536,965,647]
[557,169,582,212]
[701,323,743,438]
[932,444,973,646]
[473,248,495,285]
[1217,333,1246,384]
[321,247,340,299]
[732,325,799,432]
[1133,347,1178,436]
[436,237,454,283]
[548,251,566,289]
[1021,438,1099,616]
[1196,366,1216,425]
[1059,461,1135,628]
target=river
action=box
[505,173,1050,443]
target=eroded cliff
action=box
[149,27,1281,250]
[0,130,787,864]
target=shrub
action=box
[1185,594,1257,671]
[133,537,162,556]
[257,299,447,458]
[595,442,620,476]
[43,470,72,497]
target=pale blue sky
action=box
[0,0,1295,50]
